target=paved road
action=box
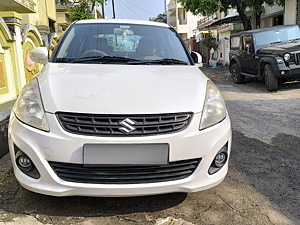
[0,67,299,225]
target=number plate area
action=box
[83,144,169,166]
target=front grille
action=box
[56,112,193,136]
[296,53,300,65]
[49,158,201,184]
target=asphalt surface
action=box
[0,65,299,225]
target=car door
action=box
[240,35,259,74]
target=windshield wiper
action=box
[127,58,188,65]
[288,38,300,43]
[72,56,139,63]
[55,58,73,63]
[267,41,282,47]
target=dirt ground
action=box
[0,66,299,225]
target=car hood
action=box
[37,63,208,114]
[257,42,300,54]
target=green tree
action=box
[156,14,167,23]
[149,14,167,23]
[202,32,218,50]
[178,0,285,30]
[69,0,107,22]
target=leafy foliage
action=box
[70,4,93,21]
[149,14,167,23]
[177,0,223,15]
[202,32,218,50]
[178,0,285,30]
[69,0,108,22]
[156,14,167,23]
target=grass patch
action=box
[0,167,12,184]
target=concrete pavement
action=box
[200,64,231,77]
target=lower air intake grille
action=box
[49,158,201,184]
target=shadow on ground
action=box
[0,174,187,217]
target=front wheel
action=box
[230,63,245,84]
[264,64,278,91]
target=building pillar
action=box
[0,12,24,158]
[36,25,51,49]
[175,0,179,31]
[0,11,26,92]
[284,0,297,25]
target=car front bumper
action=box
[8,112,232,197]
[273,62,300,79]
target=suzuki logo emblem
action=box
[118,118,136,134]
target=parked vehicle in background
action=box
[8,19,231,197]
[229,25,300,91]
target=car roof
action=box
[74,19,171,28]
[230,25,300,37]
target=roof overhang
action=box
[0,0,35,13]
[207,15,241,29]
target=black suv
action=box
[229,25,300,91]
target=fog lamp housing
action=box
[208,143,228,175]
[15,146,40,179]
[17,155,32,172]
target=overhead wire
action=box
[123,0,158,17]
[104,0,162,20]
[118,0,143,20]
[115,0,130,19]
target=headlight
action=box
[13,78,49,131]
[283,53,291,61]
[200,80,226,130]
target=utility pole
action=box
[102,3,105,18]
[112,0,116,19]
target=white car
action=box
[8,19,231,197]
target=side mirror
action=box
[191,51,203,67]
[29,47,48,64]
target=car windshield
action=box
[52,22,191,64]
[254,26,300,48]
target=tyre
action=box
[264,64,278,91]
[230,63,245,84]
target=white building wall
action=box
[263,4,283,16]
[218,31,230,65]
[165,0,199,40]
[260,4,284,27]
[186,11,198,38]
[284,0,297,25]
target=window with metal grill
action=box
[49,158,201,184]
[56,112,193,136]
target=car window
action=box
[53,23,191,64]
[242,36,253,50]
[230,36,240,49]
